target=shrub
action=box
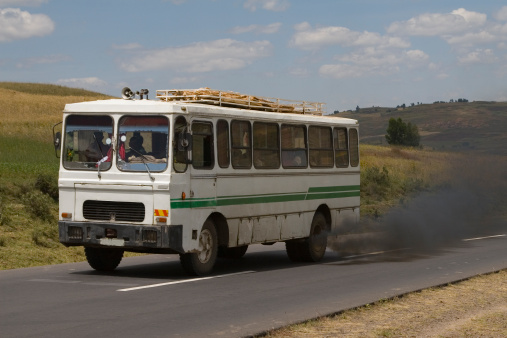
[22,190,56,222]
[361,165,391,198]
[35,173,59,201]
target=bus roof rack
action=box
[156,88,325,116]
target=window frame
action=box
[253,121,280,169]
[231,120,252,169]
[308,125,334,168]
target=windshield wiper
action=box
[128,147,155,182]
[93,133,107,179]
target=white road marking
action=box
[463,234,506,242]
[338,248,409,260]
[117,270,256,292]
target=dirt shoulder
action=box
[263,269,507,337]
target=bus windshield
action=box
[116,116,169,172]
[62,115,114,170]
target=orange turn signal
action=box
[61,212,72,218]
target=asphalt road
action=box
[1,230,506,337]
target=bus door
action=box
[189,119,217,211]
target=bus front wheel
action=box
[84,247,124,271]
[180,219,218,276]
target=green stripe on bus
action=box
[170,185,360,209]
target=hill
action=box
[335,101,507,156]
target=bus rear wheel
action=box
[302,212,328,262]
[285,212,328,262]
[84,247,124,271]
[180,219,218,276]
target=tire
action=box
[180,219,218,276]
[84,247,124,271]
[285,240,304,262]
[218,245,248,259]
[285,212,328,263]
[301,212,328,262]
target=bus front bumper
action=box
[58,221,183,253]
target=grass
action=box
[263,270,507,337]
[0,83,113,269]
[1,82,506,336]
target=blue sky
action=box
[1,0,507,112]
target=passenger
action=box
[85,132,110,162]
[126,133,147,160]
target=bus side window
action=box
[173,116,188,173]
[281,124,307,168]
[253,122,280,169]
[309,126,333,168]
[334,127,349,168]
[231,120,252,169]
[192,121,214,170]
[349,128,359,167]
[217,120,230,168]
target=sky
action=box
[1,0,507,112]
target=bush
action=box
[22,190,56,222]
[361,165,391,198]
[35,173,59,201]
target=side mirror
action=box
[178,132,192,151]
[54,131,61,149]
[52,122,62,158]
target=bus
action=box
[55,88,360,276]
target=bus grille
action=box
[83,200,145,222]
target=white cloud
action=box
[0,8,54,42]
[244,0,289,12]
[494,6,507,21]
[290,22,409,50]
[458,49,498,65]
[387,8,486,36]
[319,48,428,79]
[118,39,272,73]
[0,0,48,6]
[229,22,281,34]
[57,77,107,89]
[16,54,71,68]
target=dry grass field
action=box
[0,83,505,337]
[264,270,507,337]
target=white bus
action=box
[55,88,360,276]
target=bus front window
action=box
[117,116,169,172]
[63,115,113,170]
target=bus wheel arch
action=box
[208,212,229,248]
[315,204,332,232]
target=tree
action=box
[385,117,420,147]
